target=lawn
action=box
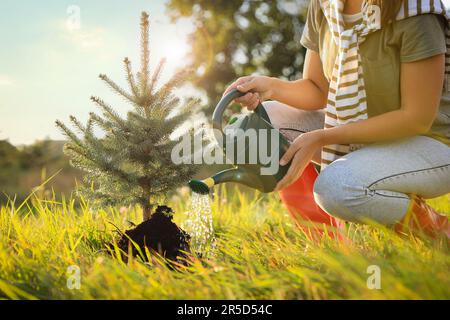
[0,187,448,300]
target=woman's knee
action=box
[313,166,344,218]
[313,162,368,222]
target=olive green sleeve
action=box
[300,0,320,52]
[397,14,447,63]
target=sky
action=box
[0,0,194,145]
[1,0,450,145]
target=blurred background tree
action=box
[166,0,308,113]
[0,139,82,205]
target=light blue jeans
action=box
[264,101,450,225]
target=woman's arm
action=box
[316,54,444,146]
[270,50,329,110]
[223,50,329,110]
[276,54,445,190]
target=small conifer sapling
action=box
[56,12,198,220]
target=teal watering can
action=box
[188,89,291,194]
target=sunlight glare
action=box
[161,38,190,68]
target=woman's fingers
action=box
[247,93,261,110]
[275,132,322,191]
[276,153,305,190]
[222,84,236,96]
[235,92,260,109]
[276,163,299,191]
[223,77,252,96]
[279,140,301,166]
[237,79,256,93]
[235,92,254,105]
[223,76,264,110]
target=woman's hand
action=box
[275,131,324,191]
[223,75,275,110]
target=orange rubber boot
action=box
[279,163,344,239]
[395,195,450,239]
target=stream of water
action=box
[182,193,216,257]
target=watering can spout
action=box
[189,168,264,194]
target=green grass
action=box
[0,187,448,300]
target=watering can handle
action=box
[212,89,271,134]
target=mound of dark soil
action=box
[116,205,191,264]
